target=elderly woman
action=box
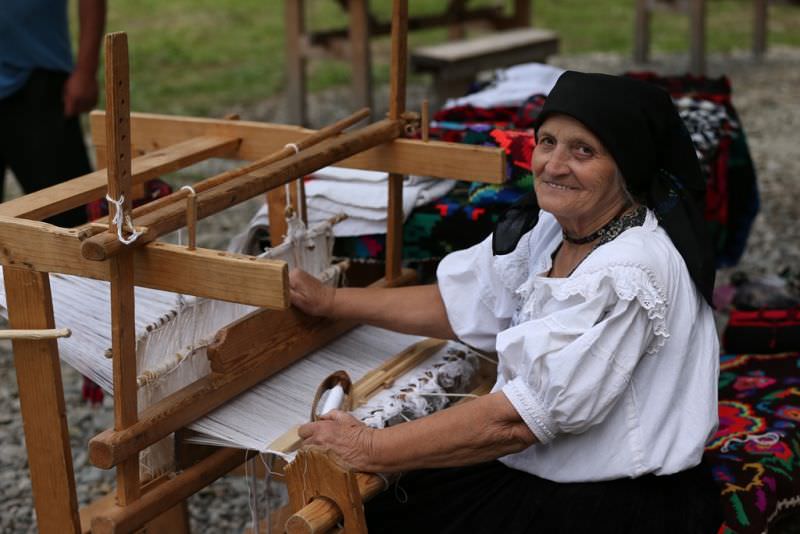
[290,71,722,533]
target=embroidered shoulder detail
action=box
[547,264,670,355]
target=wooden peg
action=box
[184,187,197,251]
[421,99,430,142]
[0,327,71,340]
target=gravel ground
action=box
[1,47,799,532]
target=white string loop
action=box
[284,142,300,154]
[105,194,142,245]
[180,185,197,195]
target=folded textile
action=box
[228,167,456,243]
[444,62,564,109]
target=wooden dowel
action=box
[0,327,71,340]
[183,187,197,251]
[285,473,386,534]
[421,99,430,142]
[91,447,255,534]
[131,108,371,221]
[88,268,417,470]
[81,118,403,261]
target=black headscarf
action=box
[492,71,715,306]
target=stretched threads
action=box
[721,431,781,453]
[105,193,142,245]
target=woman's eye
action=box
[575,145,594,157]
[539,136,555,146]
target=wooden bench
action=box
[411,28,560,109]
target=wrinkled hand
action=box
[297,410,378,472]
[289,268,336,317]
[63,68,98,117]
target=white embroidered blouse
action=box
[436,209,719,482]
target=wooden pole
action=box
[286,0,308,125]
[688,0,706,76]
[421,99,430,142]
[753,0,768,58]
[3,267,81,534]
[104,31,141,504]
[633,0,651,64]
[0,327,71,340]
[385,0,408,282]
[184,188,197,251]
[349,0,373,118]
[81,118,404,261]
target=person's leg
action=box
[3,69,89,227]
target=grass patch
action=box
[76,0,800,116]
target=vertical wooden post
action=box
[386,0,408,282]
[633,0,651,63]
[349,0,373,119]
[753,0,768,58]
[286,0,308,126]
[104,32,141,504]
[267,179,307,247]
[688,0,706,75]
[4,267,81,534]
[513,0,532,27]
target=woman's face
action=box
[532,114,628,235]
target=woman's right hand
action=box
[289,268,336,317]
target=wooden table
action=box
[284,0,533,125]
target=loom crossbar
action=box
[0,216,290,308]
[88,268,418,470]
[0,135,240,222]
[81,118,406,261]
[89,112,507,185]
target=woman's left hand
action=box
[297,410,378,472]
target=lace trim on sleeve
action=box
[536,264,670,355]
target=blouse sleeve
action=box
[436,235,517,352]
[499,267,665,444]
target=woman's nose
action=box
[543,148,570,176]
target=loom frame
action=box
[0,2,506,532]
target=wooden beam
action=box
[88,268,417,470]
[91,448,255,534]
[104,31,140,505]
[688,0,706,75]
[90,112,506,183]
[349,0,373,116]
[81,118,406,261]
[0,136,239,221]
[3,267,81,534]
[285,0,308,125]
[753,0,768,57]
[633,0,651,63]
[0,216,289,308]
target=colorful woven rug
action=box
[706,352,800,533]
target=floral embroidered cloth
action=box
[706,352,800,533]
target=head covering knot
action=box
[492,71,715,305]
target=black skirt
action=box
[365,461,722,534]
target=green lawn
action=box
[78,0,800,116]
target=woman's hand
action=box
[297,410,377,472]
[289,268,336,317]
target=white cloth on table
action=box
[231,167,456,241]
[443,62,565,109]
[436,209,719,483]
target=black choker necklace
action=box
[562,205,631,245]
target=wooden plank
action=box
[411,28,558,64]
[92,448,255,534]
[135,242,289,308]
[104,32,140,504]
[81,119,406,261]
[90,112,506,183]
[285,0,308,126]
[0,216,289,307]
[88,268,417,470]
[3,267,81,534]
[0,136,239,221]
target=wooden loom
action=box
[0,2,505,533]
